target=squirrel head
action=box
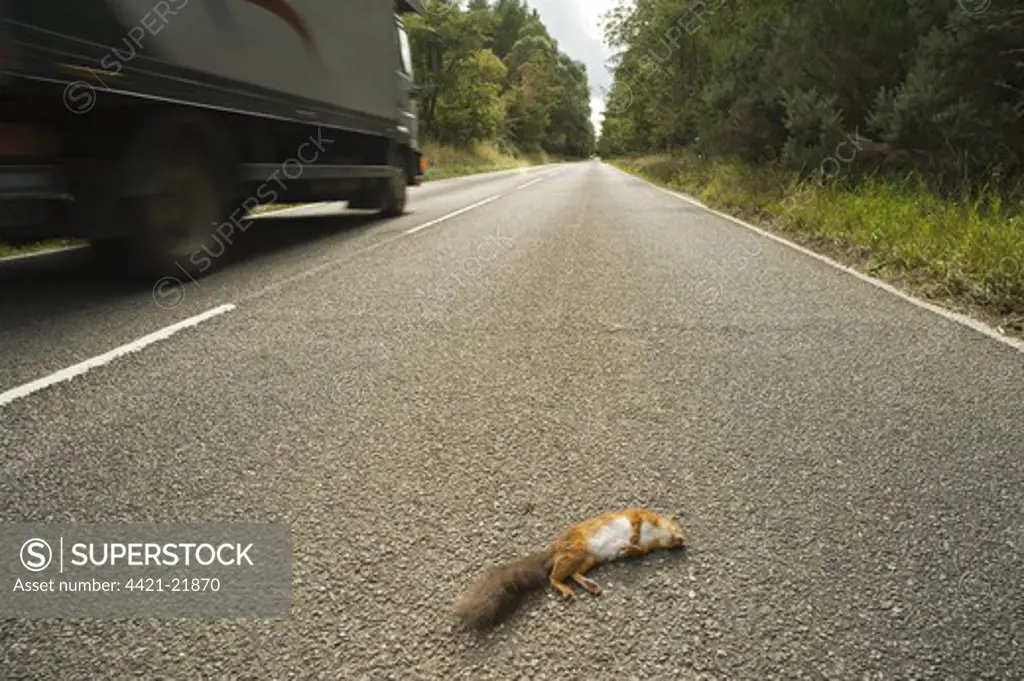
[661,516,686,548]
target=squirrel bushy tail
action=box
[453,549,552,629]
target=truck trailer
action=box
[0,0,430,277]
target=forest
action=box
[406,0,596,160]
[599,0,1024,328]
[599,0,1023,185]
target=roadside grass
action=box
[421,140,535,180]
[250,204,303,215]
[0,238,83,259]
[614,153,1024,337]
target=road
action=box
[0,161,1021,680]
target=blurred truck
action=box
[0,0,431,277]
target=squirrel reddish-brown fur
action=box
[453,507,686,628]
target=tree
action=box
[407,0,594,157]
[435,50,507,143]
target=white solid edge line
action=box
[606,163,1024,353]
[0,304,237,408]
[403,195,502,235]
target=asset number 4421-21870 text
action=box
[124,578,221,592]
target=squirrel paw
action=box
[572,575,602,596]
[549,577,577,600]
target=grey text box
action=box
[1,524,292,619]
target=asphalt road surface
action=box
[1,161,1021,680]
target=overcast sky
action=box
[526,0,618,136]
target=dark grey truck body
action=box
[0,0,427,277]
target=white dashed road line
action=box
[403,195,502,235]
[3,168,566,409]
[516,178,546,190]
[0,304,237,408]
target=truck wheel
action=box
[378,151,407,218]
[91,117,231,280]
[126,147,226,279]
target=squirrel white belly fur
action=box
[453,507,687,628]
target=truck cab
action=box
[396,15,420,173]
[0,0,432,278]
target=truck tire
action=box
[378,150,408,218]
[92,116,231,280]
[346,186,378,210]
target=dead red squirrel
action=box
[453,507,687,628]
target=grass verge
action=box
[613,153,1024,340]
[0,238,84,259]
[421,140,542,180]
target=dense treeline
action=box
[599,0,1024,191]
[406,0,595,158]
